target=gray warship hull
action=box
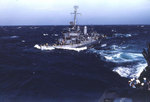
[75,39,101,48]
[34,39,101,52]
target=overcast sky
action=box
[0,0,150,25]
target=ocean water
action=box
[0,25,150,102]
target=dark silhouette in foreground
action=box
[139,44,150,90]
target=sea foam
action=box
[34,44,87,52]
[113,63,147,78]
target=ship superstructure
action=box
[34,6,104,52]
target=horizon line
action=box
[0,24,150,26]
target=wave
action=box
[29,27,39,29]
[43,34,49,36]
[110,45,121,50]
[104,52,143,63]
[101,44,107,47]
[0,36,19,39]
[90,48,143,63]
[10,36,19,39]
[22,40,26,43]
[113,33,132,38]
[17,27,22,29]
[89,42,146,78]
[113,63,147,78]
[53,34,59,36]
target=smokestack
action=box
[84,26,87,35]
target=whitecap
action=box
[0,36,19,39]
[113,33,132,38]
[104,52,143,63]
[17,27,22,29]
[101,44,107,47]
[121,46,127,49]
[10,36,19,39]
[91,47,144,63]
[54,34,58,36]
[113,63,147,78]
[110,45,119,50]
[22,40,25,43]
[126,34,132,37]
[89,47,147,78]
[43,34,49,36]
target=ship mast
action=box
[71,6,80,28]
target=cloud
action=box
[0,0,150,25]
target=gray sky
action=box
[0,0,150,25]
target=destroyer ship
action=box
[34,6,105,52]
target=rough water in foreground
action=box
[0,25,150,102]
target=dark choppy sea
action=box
[0,25,150,102]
